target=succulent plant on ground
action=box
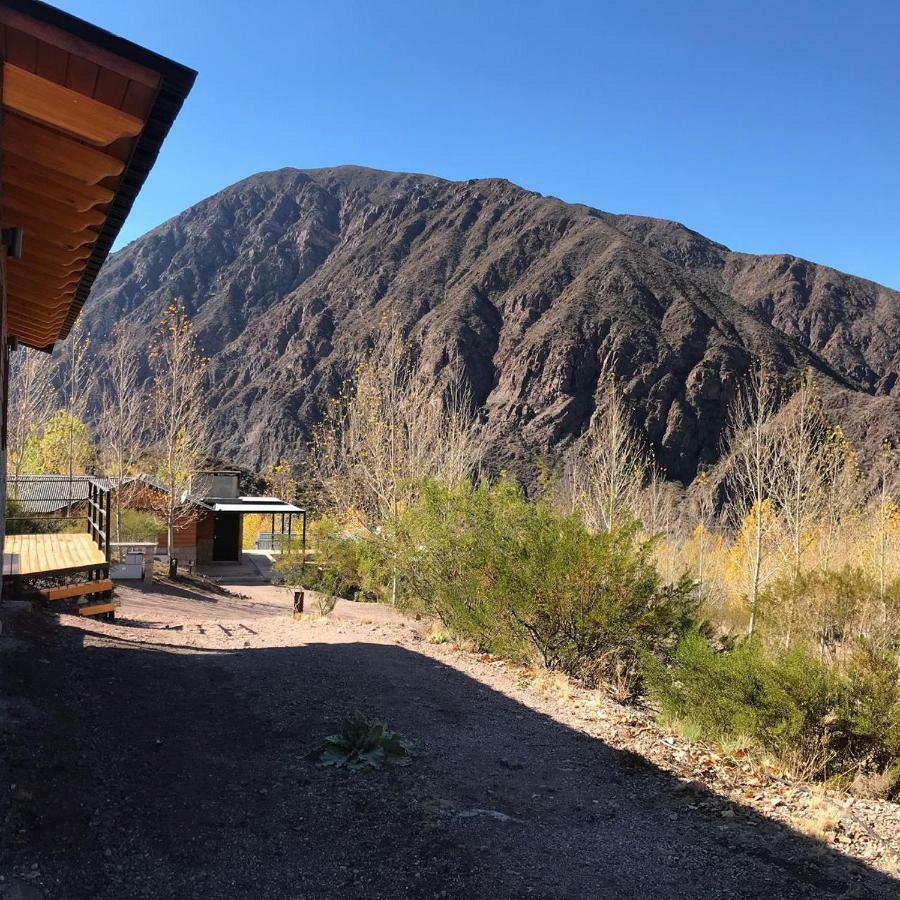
[314,713,415,771]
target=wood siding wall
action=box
[115,481,201,562]
[196,510,213,565]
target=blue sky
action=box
[61,0,900,287]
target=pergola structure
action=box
[199,495,307,559]
[171,472,306,565]
[0,1,195,614]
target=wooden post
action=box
[104,483,111,563]
[89,480,98,548]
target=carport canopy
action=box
[201,497,303,514]
[198,496,307,557]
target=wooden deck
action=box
[3,533,107,579]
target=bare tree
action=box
[635,457,667,535]
[768,371,829,645]
[818,425,861,572]
[870,443,899,609]
[633,458,681,584]
[99,322,145,542]
[313,319,480,605]
[263,459,298,501]
[691,469,717,605]
[724,365,781,636]
[7,347,57,479]
[770,371,827,579]
[574,360,647,533]
[58,321,91,509]
[147,302,209,562]
[314,318,479,528]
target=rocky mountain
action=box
[607,215,900,397]
[76,166,900,482]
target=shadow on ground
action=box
[136,580,224,604]
[1,613,897,899]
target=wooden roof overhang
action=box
[0,0,196,350]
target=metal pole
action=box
[301,510,307,568]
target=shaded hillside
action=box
[608,214,900,396]
[77,166,900,481]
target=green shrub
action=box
[644,632,900,780]
[116,508,164,543]
[759,566,900,653]
[393,479,699,691]
[275,517,379,602]
[842,640,900,773]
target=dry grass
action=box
[528,670,574,705]
[426,624,451,645]
[790,792,842,841]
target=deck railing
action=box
[87,480,112,563]
[5,474,113,563]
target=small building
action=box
[133,471,305,566]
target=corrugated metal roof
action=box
[6,474,128,513]
[7,475,305,516]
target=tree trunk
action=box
[697,526,705,604]
[748,503,763,637]
[167,499,175,562]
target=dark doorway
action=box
[212,512,240,561]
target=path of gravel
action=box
[1,578,898,899]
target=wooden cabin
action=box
[125,472,305,566]
[0,0,196,614]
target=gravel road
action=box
[1,577,897,899]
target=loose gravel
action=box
[1,578,897,899]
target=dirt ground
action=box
[1,574,899,899]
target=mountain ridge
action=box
[76,165,900,481]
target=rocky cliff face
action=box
[77,166,900,482]
[608,215,900,398]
